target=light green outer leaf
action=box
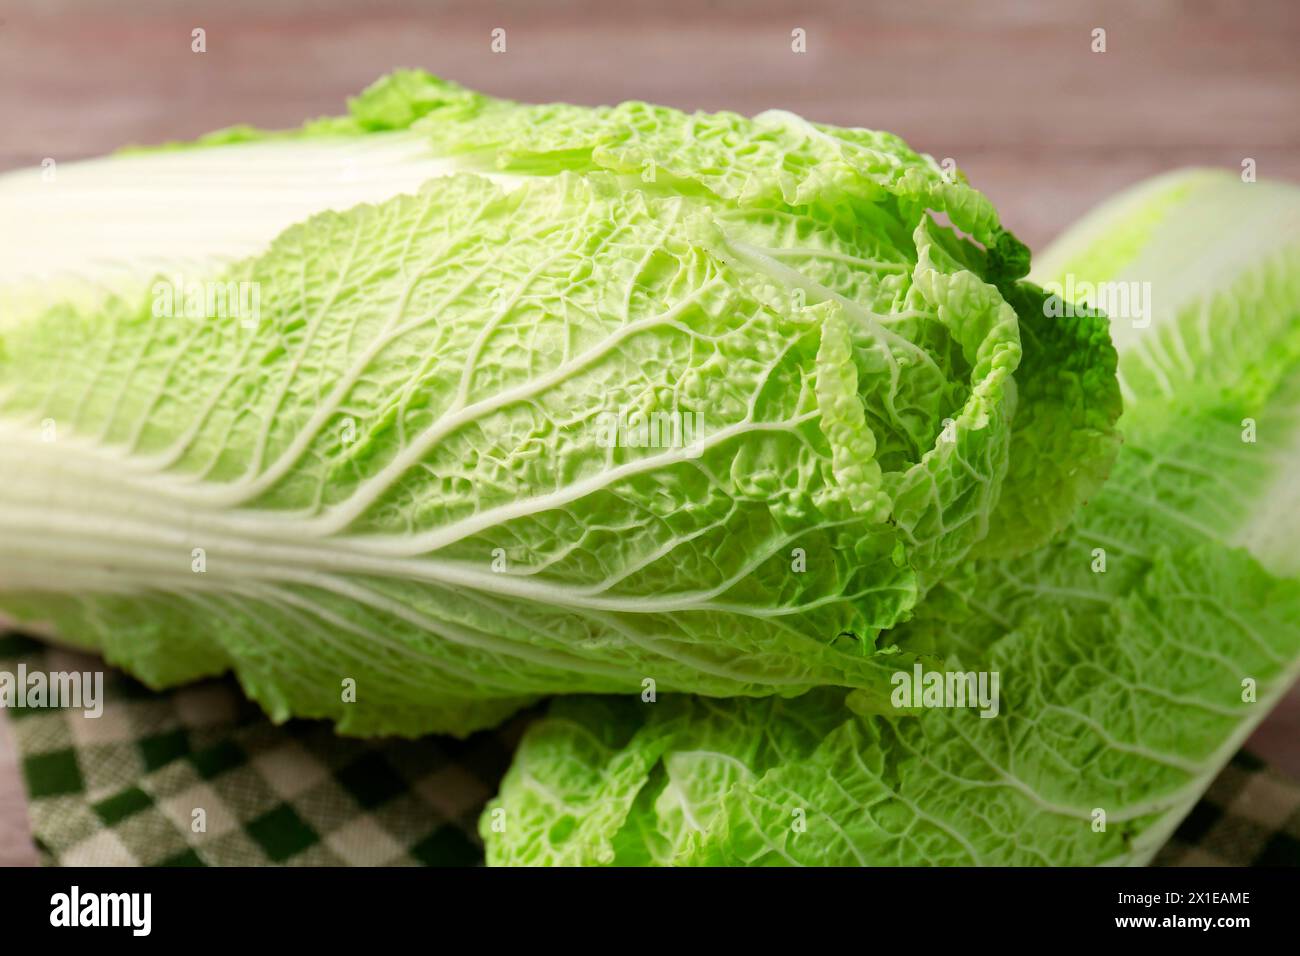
[1033,168,1300,576]
[1030,168,1300,429]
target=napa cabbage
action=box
[0,73,1117,735]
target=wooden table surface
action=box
[2,0,1299,866]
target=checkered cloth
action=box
[1,633,522,865]
[3,632,1299,866]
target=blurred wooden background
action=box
[1,0,1298,865]
[2,0,1298,248]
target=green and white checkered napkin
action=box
[1,634,523,866]
[3,632,1299,867]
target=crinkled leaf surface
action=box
[482,379,1300,865]
[482,172,1300,864]
[0,74,1121,735]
